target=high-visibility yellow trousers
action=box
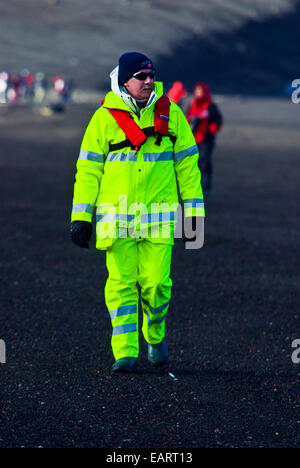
[105,237,173,361]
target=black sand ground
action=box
[0,95,299,449]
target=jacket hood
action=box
[168,81,187,103]
[109,66,162,114]
[193,81,211,105]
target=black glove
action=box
[70,221,92,248]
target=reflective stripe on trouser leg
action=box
[105,238,139,360]
[137,240,173,344]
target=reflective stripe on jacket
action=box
[71,81,204,249]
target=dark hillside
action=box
[0,0,299,94]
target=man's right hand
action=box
[70,221,92,248]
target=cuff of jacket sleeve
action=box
[71,203,94,223]
[183,199,205,218]
[185,207,205,217]
[71,212,93,223]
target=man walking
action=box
[70,52,204,373]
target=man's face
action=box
[124,69,155,101]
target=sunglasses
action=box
[132,71,156,81]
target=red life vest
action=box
[105,94,175,151]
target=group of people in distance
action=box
[0,69,74,109]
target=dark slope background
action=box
[1,0,299,94]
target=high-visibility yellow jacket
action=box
[71,81,204,249]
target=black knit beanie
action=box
[118,52,155,84]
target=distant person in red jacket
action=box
[186,82,223,197]
[168,81,188,112]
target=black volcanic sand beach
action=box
[0,96,299,449]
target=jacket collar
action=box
[108,66,163,114]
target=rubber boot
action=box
[111,357,138,373]
[148,338,168,366]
